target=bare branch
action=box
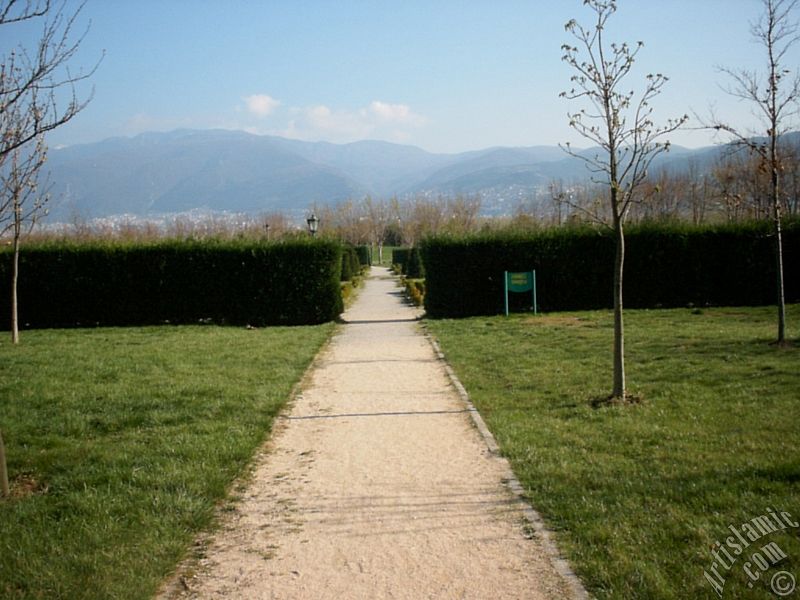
[1,0,102,164]
[0,0,49,25]
[704,0,796,343]
[554,190,610,229]
[560,0,688,398]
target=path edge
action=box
[425,332,593,600]
[154,324,341,599]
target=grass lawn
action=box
[0,323,333,599]
[426,305,800,600]
[374,245,399,267]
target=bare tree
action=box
[710,0,799,345]
[560,0,687,400]
[444,195,482,235]
[0,0,99,497]
[318,199,370,245]
[409,196,448,241]
[2,0,98,336]
[686,157,712,224]
[1,1,99,164]
[548,180,568,225]
[362,196,389,264]
[782,138,800,214]
[0,137,48,344]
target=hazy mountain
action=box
[410,147,561,188]
[271,138,456,197]
[41,128,759,221]
[47,130,366,220]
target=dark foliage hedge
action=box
[420,221,800,318]
[392,247,424,278]
[405,247,425,279]
[355,245,371,266]
[392,248,410,270]
[0,239,344,328]
[340,245,362,282]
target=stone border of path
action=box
[426,333,592,600]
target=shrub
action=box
[355,245,371,266]
[420,221,800,318]
[392,248,410,273]
[0,238,344,328]
[402,278,425,307]
[405,247,425,279]
[340,245,361,282]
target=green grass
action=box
[426,306,800,600]
[0,324,333,599]
[375,245,400,267]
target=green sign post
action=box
[504,270,537,316]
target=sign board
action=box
[504,270,537,316]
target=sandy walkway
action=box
[160,267,583,599]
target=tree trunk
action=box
[0,429,9,498]
[11,193,21,345]
[11,230,20,345]
[612,216,626,399]
[772,172,787,345]
[766,2,787,346]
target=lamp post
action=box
[306,213,319,237]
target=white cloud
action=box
[368,101,424,125]
[305,104,373,139]
[243,94,280,118]
[271,100,426,144]
[308,105,332,122]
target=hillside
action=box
[42,128,741,221]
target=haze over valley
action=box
[46,128,737,223]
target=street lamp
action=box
[306,213,319,237]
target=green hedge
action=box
[392,248,410,271]
[405,247,425,279]
[355,245,371,266]
[340,245,361,282]
[420,221,800,318]
[0,239,344,328]
[392,247,424,278]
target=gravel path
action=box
[160,267,583,599]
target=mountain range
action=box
[42,128,740,221]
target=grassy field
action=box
[0,324,333,599]
[373,245,399,267]
[426,305,800,599]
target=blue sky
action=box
[8,0,800,154]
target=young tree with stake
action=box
[560,0,687,401]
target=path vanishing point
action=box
[161,267,587,600]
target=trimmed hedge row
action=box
[405,247,425,279]
[392,248,410,271]
[0,239,344,328]
[392,247,424,278]
[355,245,371,266]
[420,221,800,318]
[340,245,361,282]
